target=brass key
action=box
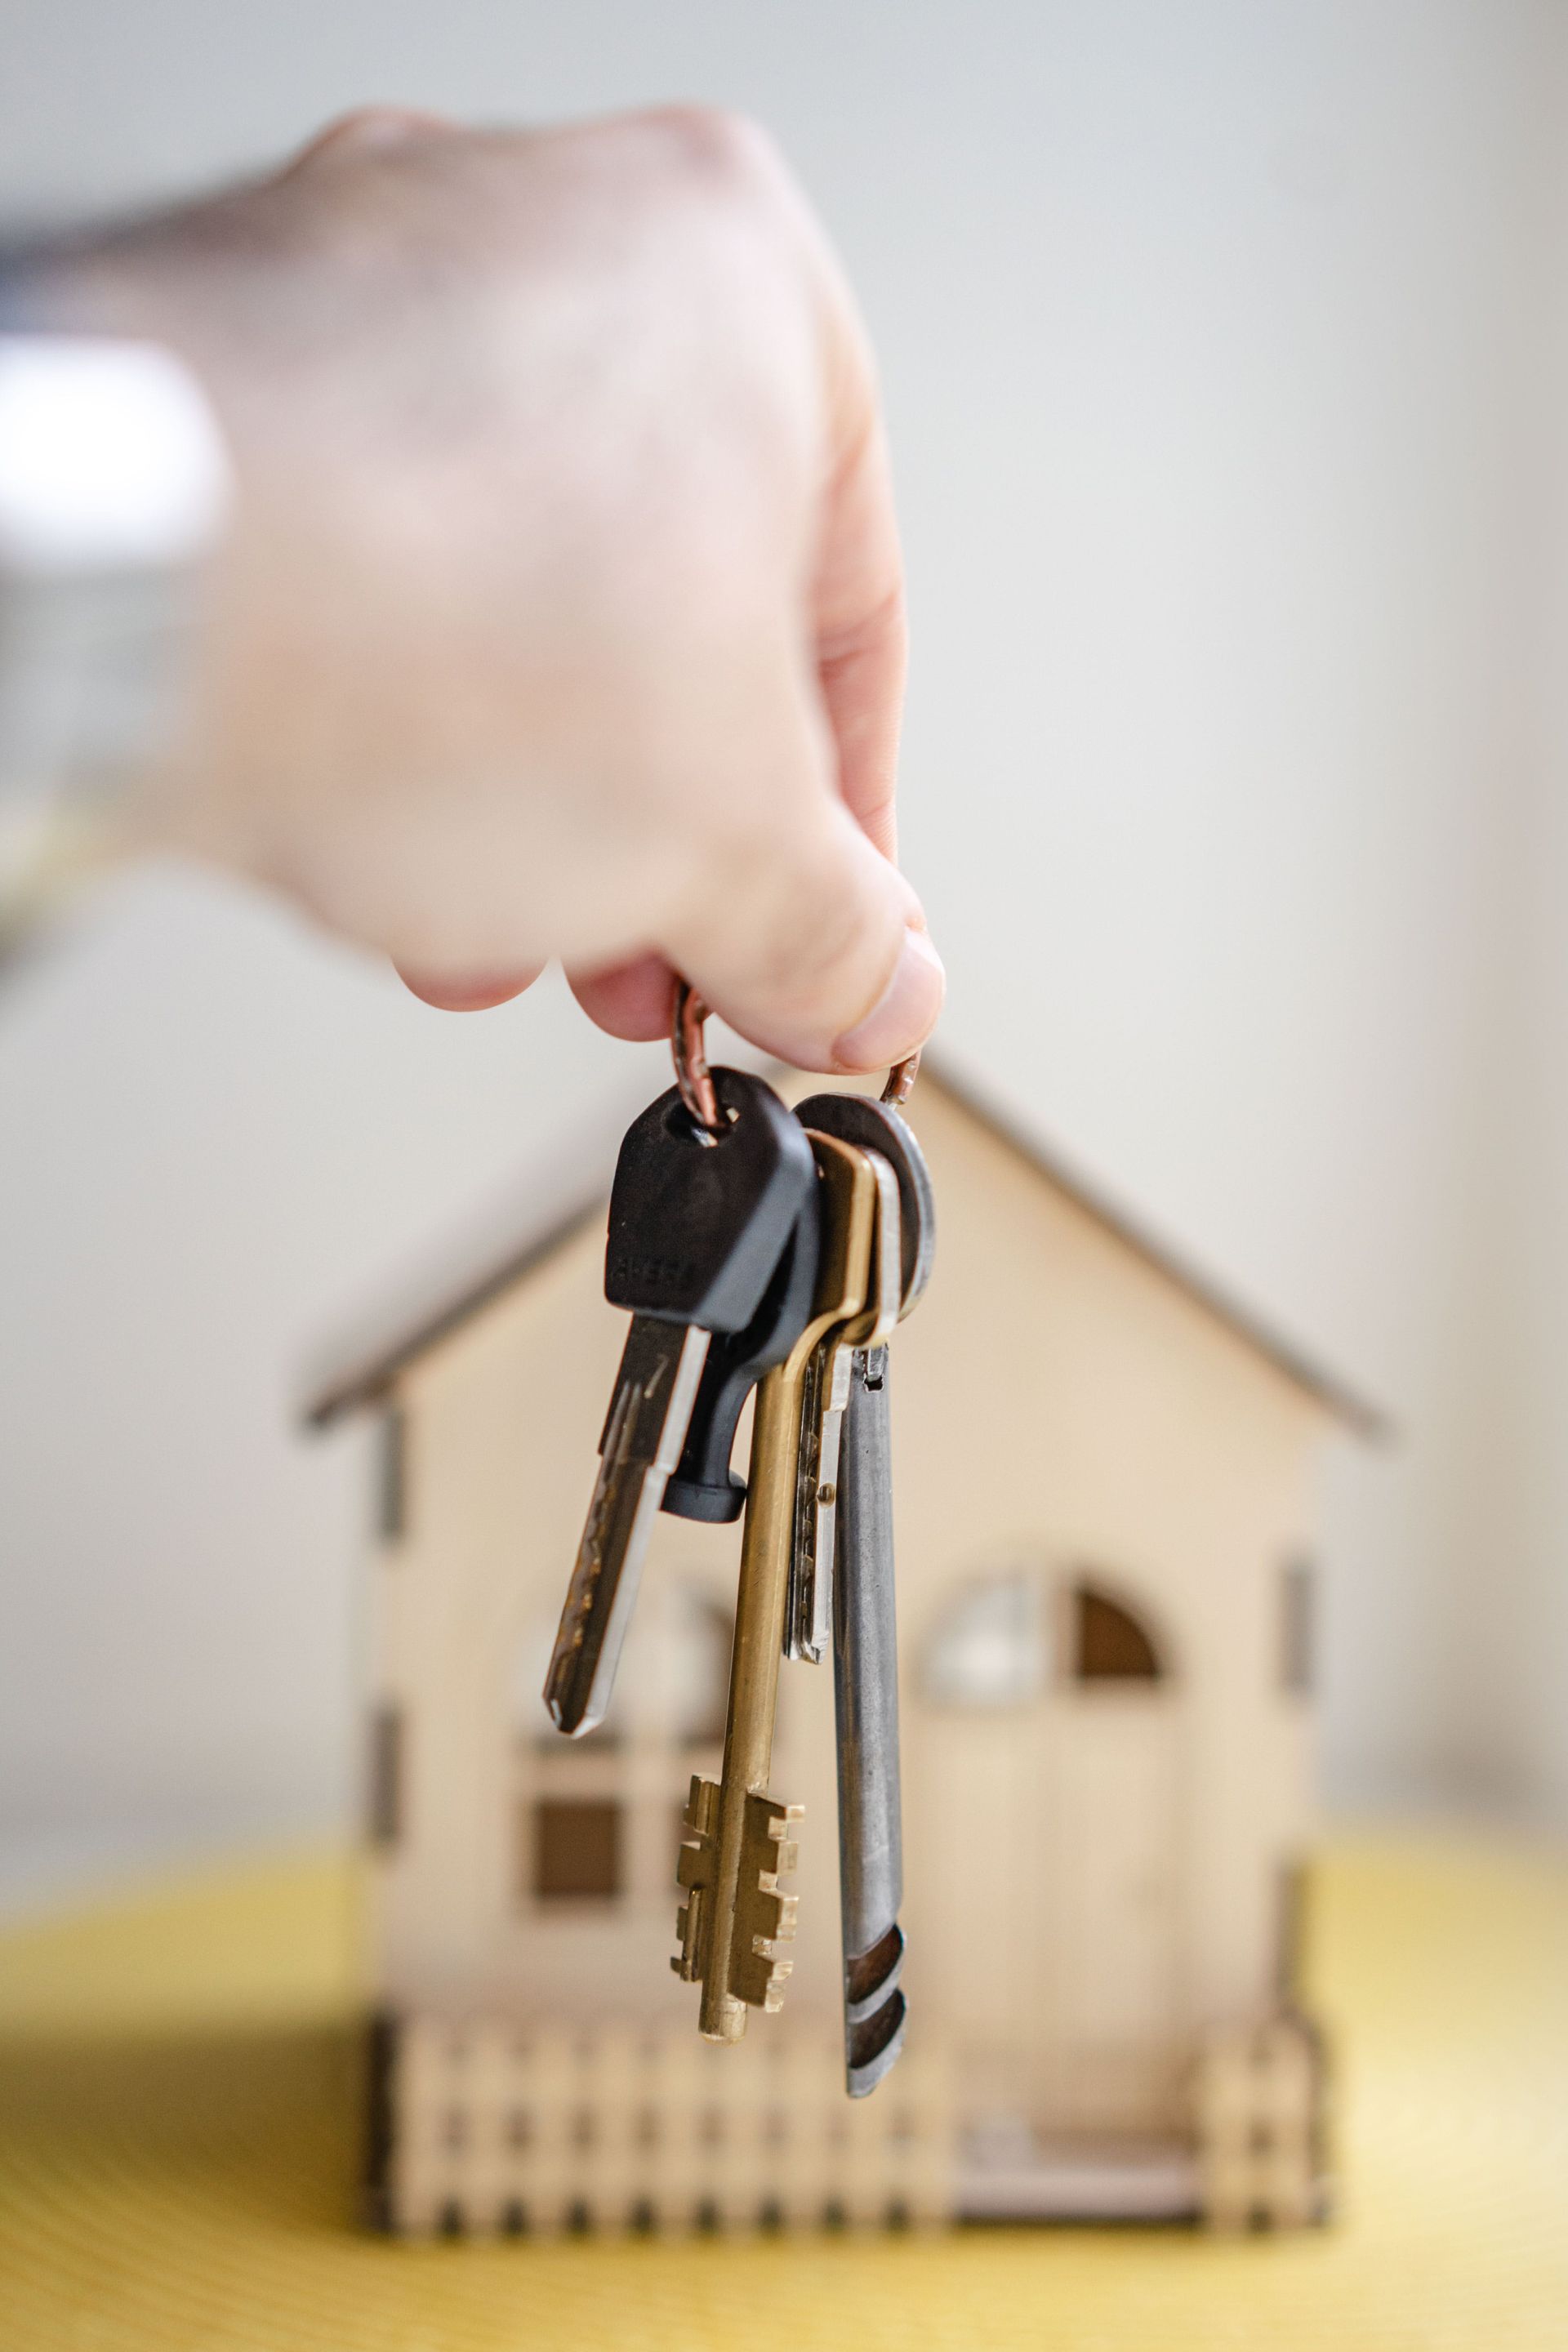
[674,1132,877,2042]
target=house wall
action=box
[371,1083,1326,2136]
[882,1087,1324,2123]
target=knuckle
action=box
[295,105,443,163]
[636,104,791,212]
[327,105,408,142]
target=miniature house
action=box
[309,1061,1375,2234]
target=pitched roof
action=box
[304,1050,1387,1437]
[920,1057,1387,1438]
[305,1187,605,1428]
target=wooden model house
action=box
[308,1061,1376,2235]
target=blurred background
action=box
[2,0,1566,1913]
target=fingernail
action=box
[833,926,946,1071]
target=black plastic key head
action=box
[605,1070,815,1333]
[662,1186,822,1523]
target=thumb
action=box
[668,791,945,1074]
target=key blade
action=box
[784,1337,852,1663]
[834,1343,908,2093]
[806,1340,853,1655]
[544,1318,710,1736]
[784,1151,900,1664]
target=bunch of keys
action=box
[544,982,934,2096]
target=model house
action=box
[308,1060,1376,2235]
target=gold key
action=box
[674,1132,878,2042]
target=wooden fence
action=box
[388,2016,954,2235]
[1193,2011,1328,2230]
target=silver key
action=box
[785,1148,900,1664]
[792,1089,936,2096]
[545,1318,710,1737]
[835,1341,906,2094]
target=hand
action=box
[28,107,943,1073]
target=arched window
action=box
[922,1568,1049,1709]
[1071,1580,1165,1682]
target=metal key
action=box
[673,1132,878,2042]
[660,1188,821,1525]
[796,1090,936,2094]
[792,1091,937,1321]
[835,1343,906,2092]
[545,1070,815,1738]
[784,1148,900,1663]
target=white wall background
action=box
[1,0,1563,1905]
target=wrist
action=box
[0,314,231,946]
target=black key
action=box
[545,1070,815,1736]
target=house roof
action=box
[920,1058,1387,1438]
[304,1051,1387,1437]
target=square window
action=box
[529,1798,622,1903]
[1281,1559,1314,1695]
[376,1406,408,1544]
[368,1704,403,1846]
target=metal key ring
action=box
[675,973,917,1122]
[880,1053,920,1108]
[671,976,724,1138]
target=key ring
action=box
[671,976,724,1138]
[674,972,919,1123]
[881,1053,920,1108]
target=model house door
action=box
[915,1572,1182,2135]
[1044,1696,1180,2130]
[913,1569,1053,2109]
[917,1710,1046,2107]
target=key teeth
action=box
[672,1775,719,1985]
[683,1775,719,1838]
[675,1784,804,2012]
[734,1946,795,2011]
[729,1791,804,2011]
[760,1959,794,2015]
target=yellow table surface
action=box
[0,1833,1565,2350]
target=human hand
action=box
[27,107,943,1073]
